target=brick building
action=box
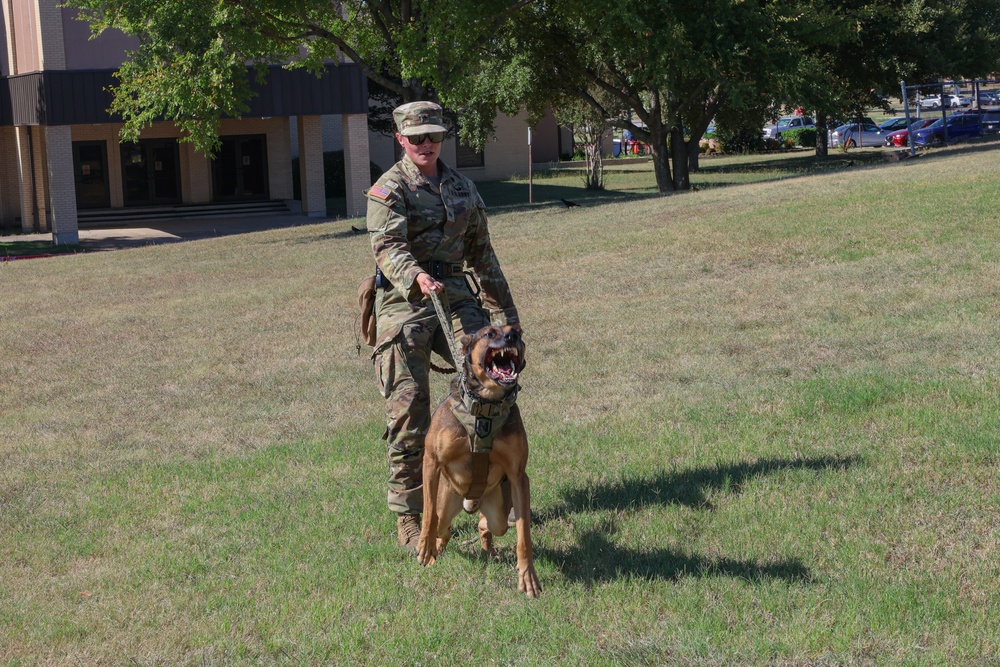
[0,0,371,244]
[1,1,570,244]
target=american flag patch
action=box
[368,185,392,200]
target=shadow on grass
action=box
[475,180,652,211]
[697,151,882,175]
[286,228,367,243]
[520,455,858,585]
[537,454,860,519]
[545,522,815,585]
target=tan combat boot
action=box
[397,514,421,554]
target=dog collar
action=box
[455,373,519,454]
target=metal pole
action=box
[940,83,949,142]
[901,80,916,157]
[527,127,533,204]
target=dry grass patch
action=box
[2,143,999,664]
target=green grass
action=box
[2,140,999,665]
[0,239,87,257]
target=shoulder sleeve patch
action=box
[368,185,393,200]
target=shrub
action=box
[292,150,384,199]
[782,127,817,148]
[715,125,764,154]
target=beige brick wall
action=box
[15,125,48,232]
[69,118,293,205]
[35,0,66,70]
[71,124,124,207]
[219,117,293,201]
[296,115,325,216]
[367,110,562,183]
[44,125,78,244]
[342,112,370,218]
[0,127,22,227]
[3,0,41,73]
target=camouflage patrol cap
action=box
[393,101,448,136]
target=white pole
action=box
[528,127,533,204]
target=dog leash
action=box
[429,290,464,370]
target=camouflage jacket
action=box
[366,156,519,347]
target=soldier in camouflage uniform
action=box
[366,101,520,554]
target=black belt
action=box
[421,261,464,279]
[374,262,465,290]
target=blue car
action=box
[911,113,981,145]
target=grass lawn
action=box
[0,239,86,258]
[1,140,998,665]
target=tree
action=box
[68,0,535,154]
[770,0,1000,156]
[518,0,795,194]
[554,90,626,190]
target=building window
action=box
[456,140,484,168]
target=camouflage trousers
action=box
[373,298,489,515]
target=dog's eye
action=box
[486,329,497,338]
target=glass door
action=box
[73,141,110,209]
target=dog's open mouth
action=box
[485,346,520,385]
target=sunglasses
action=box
[405,132,446,145]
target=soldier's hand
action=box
[416,272,444,296]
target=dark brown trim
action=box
[1,63,368,126]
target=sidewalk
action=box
[2,213,336,253]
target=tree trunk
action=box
[815,111,829,157]
[671,127,691,191]
[649,132,675,194]
[584,141,604,189]
[689,144,700,173]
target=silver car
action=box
[762,115,816,140]
[829,123,889,148]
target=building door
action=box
[73,141,110,209]
[120,139,181,206]
[212,135,269,201]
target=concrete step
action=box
[78,200,291,227]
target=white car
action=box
[919,94,971,110]
[830,123,889,148]
[762,115,816,140]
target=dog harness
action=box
[452,373,519,500]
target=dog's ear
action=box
[459,334,474,357]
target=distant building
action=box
[1,1,570,244]
[0,1,370,244]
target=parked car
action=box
[882,118,935,146]
[918,94,971,110]
[826,117,873,145]
[980,110,1000,133]
[911,113,981,145]
[830,122,888,148]
[762,115,816,140]
[977,91,1000,106]
[877,117,911,132]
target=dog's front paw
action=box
[517,565,541,598]
[416,538,438,566]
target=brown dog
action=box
[416,324,541,598]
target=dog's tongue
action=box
[491,357,517,382]
[497,362,516,381]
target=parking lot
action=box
[761,88,1000,150]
